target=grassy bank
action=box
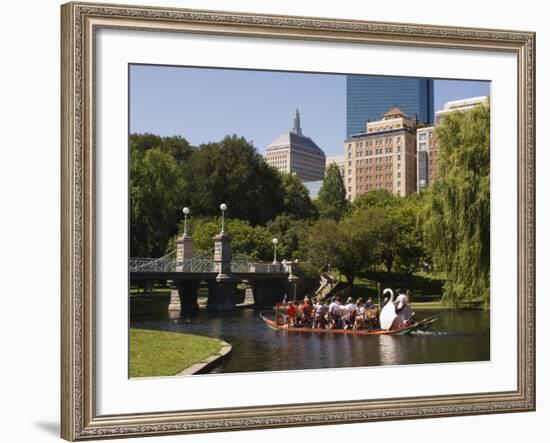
[411,301,446,309]
[130,329,224,377]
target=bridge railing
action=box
[230,260,285,274]
[130,258,286,274]
[129,258,216,273]
[129,258,178,273]
[177,259,216,273]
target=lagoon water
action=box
[130,305,490,374]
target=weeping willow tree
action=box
[423,104,490,308]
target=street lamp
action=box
[272,237,278,264]
[220,203,228,234]
[182,207,190,236]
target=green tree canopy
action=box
[350,189,428,273]
[393,196,427,275]
[316,163,348,220]
[191,218,273,261]
[423,104,490,307]
[130,146,185,257]
[281,173,318,220]
[299,207,386,288]
[265,214,312,260]
[352,188,400,213]
[130,133,194,165]
[182,135,285,225]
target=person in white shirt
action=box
[343,297,356,329]
[328,296,342,328]
[394,289,413,327]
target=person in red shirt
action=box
[286,302,297,327]
[300,296,313,326]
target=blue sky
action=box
[130,65,490,157]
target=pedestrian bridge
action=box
[130,248,298,313]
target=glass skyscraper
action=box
[346,76,434,137]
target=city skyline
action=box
[130,64,490,157]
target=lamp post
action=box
[220,203,227,234]
[272,238,278,264]
[182,207,190,236]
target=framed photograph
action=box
[61,1,536,440]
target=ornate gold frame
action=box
[61,1,536,440]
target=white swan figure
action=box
[379,288,397,330]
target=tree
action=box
[337,209,382,286]
[130,146,185,257]
[352,188,399,213]
[130,133,194,164]
[300,207,384,289]
[423,104,490,307]
[266,214,312,260]
[394,196,427,275]
[299,218,341,276]
[281,173,318,219]
[191,218,273,261]
[316,163,348,220]
[182,136,285,225]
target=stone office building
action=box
[264,109,326,182]
[344,107,417,200]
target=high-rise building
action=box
[346,76,434,137]
[416,126,437,191]
[344,107,417,200]
[264,109,326,182]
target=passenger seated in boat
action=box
[365,298,380,329]
[300,296,313,326]
[294,303,304,327]
[353,298,366,330]
[343,297,356,329]
[328,296,343,329]
[312,298,327,329]
[286,302,297,327]
[365,297,376,310]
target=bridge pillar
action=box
[206,279,238,311]
[168,283,181,313]
[213,232,232,278]
[241,280,256,306]
[205,232,238,311]
[169,280,199,314]
[176,233,193,269]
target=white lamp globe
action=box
[220,203,228,212]
[272,238,278,245]
[182,207,190,215]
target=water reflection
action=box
[130,307,490,374]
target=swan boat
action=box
[259,311,438,336]
[260,289,437,336]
